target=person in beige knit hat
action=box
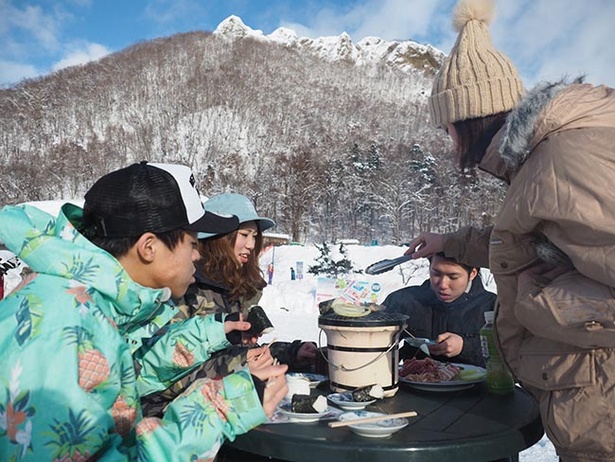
[428,0,525,169]
[405,0,615,460]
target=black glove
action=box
[215,312,243,345]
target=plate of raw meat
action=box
[398,357,486,392]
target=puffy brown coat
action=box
[443,80,615,461]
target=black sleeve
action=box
[269,340,315,372]
[251,375,266,403]
[455,333,485,367]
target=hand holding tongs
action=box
[364,255,412,275]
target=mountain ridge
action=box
[213,15,445,77]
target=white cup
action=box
[285,376,310,400]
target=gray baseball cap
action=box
[198,193,275,239]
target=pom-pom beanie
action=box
[429,0,525,128]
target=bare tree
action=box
[0,30,503,242]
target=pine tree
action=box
[308,242,355,277]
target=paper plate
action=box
[338,411,409,438]
[403,337,437,348]
[277,402,333,423]
[327,392,376,411]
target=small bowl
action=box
[327,392,376,410]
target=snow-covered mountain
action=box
[0,15,505,245]
[214,15,444,75]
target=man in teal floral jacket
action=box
[0,162,288,461]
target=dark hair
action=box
[429,252,478,277]
[452,112,509,170]
[198,227,265,302]
[87,229,187,257]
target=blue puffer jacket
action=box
[0,203,267,461]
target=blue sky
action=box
[2,0,614,88]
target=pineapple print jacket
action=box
[0,203,269,461]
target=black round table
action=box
[225,382,544,462]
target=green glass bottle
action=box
[480,311,514,395]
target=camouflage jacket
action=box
[141,272,312,417]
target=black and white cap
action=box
[84,161,239,237]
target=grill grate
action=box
[318,311,408,328]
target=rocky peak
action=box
[213,15,444,75]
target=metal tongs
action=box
[364,255,412,275]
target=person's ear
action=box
[469,267,478,281]
[135,233,158,263]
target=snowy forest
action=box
[0,28,506,244]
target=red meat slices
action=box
[399,357,461,382]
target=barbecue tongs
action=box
[364,254,412,275]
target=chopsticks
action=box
[247,339,279,363]
[328,411,418,428]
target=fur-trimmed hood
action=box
[480,77,615,181]
[483,78,615,267]
[499,77,584,172]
